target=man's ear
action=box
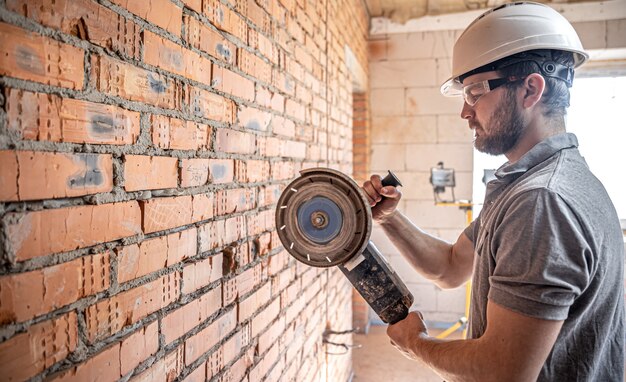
[521,73,545,109]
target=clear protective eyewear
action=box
[462,77,521,106]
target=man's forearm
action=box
[378,211,460,287]
[411,336,489,382]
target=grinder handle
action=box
[381,170,403,188]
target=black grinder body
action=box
[339,242,413,324]
[275,168,413,325]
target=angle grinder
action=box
[275,168,413,324]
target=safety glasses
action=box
[462,77,522,106]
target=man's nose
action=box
[461,101,474,121]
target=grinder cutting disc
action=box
[275,168,372,267]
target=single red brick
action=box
[180,158,209,188]
[285,99,306,121]
[205,346,224,380]
[202,0,247,41]
[208,159,235,184]
[212,66,255,102]
[124,155,178,192]
[270,115,295,137]
[182,253,223,294]
[131,346,184,382]
[191,193,215,223]
[282,140,307,158]
[0,252,110,323]
[185,16,235,64]
[198,216,246,253]
[237,281,271,323]
[223,327,250,366]
[5,88,140,145]
[90,54,183,110]
[0,22,84,89]
[161,286,222,344]
[187,86,235,123]
[215,188,257,216]
[49,343,121,382]
[86,273,180,342]
[270,161,297,181]
[116,242,164,284]
[143,31,211,85]
[255,31,277,63]
[120,321,159,375]
[214,128,256,155]
[238,106,273,132]
[222,278,237,306]
[237,49,272,85]
[110,0,182,36]
[0,312,77,381]
[167,228,198,265]
[258,136,281,157]
[219,347,254,382]
[141,195,193,234]
[6,0,140,59]
[5,202,141,261]
[151,114,211,150]
[234,159,271,183]
[246,209,274,236]
[258,316,286,355]
[184,309,237,365]
[272,71,295,96]
[236,263,265,298]
[258,184,282,207]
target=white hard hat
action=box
[441,2,588,96]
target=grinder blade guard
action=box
[275,168,414,324]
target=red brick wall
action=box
[0,0,369,381]
[351,92,371,333]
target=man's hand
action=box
[386,311,428,361]
[361,174,402,222]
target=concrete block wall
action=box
[368,28,473,323]
[0,0,368,381]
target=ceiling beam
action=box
[370,0,626,35]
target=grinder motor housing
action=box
[275,168,413,324]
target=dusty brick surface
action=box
[5,89,140,144]
[0,151,113,201]
[7,0,141,59]
[5,202,142,261]
[124,155,178,191]
[0,22,84,89]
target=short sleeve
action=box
[487,189,594,320]
[464,217,479,244]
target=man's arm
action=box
[388,301,563,382]
[379,211,474,289]
[361,174,474,289]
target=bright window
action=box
[472,76,626,222]
[568,76,626,221]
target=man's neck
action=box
[505,116,566,163]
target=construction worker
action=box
[362,2,625,381]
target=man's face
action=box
[461,72,526,156]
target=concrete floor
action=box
[352,325,462,382]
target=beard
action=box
[472,88,525,156]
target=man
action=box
[362,2,625,381]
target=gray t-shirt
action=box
[464,133,625,381]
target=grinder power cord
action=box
[275,168,413,324]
